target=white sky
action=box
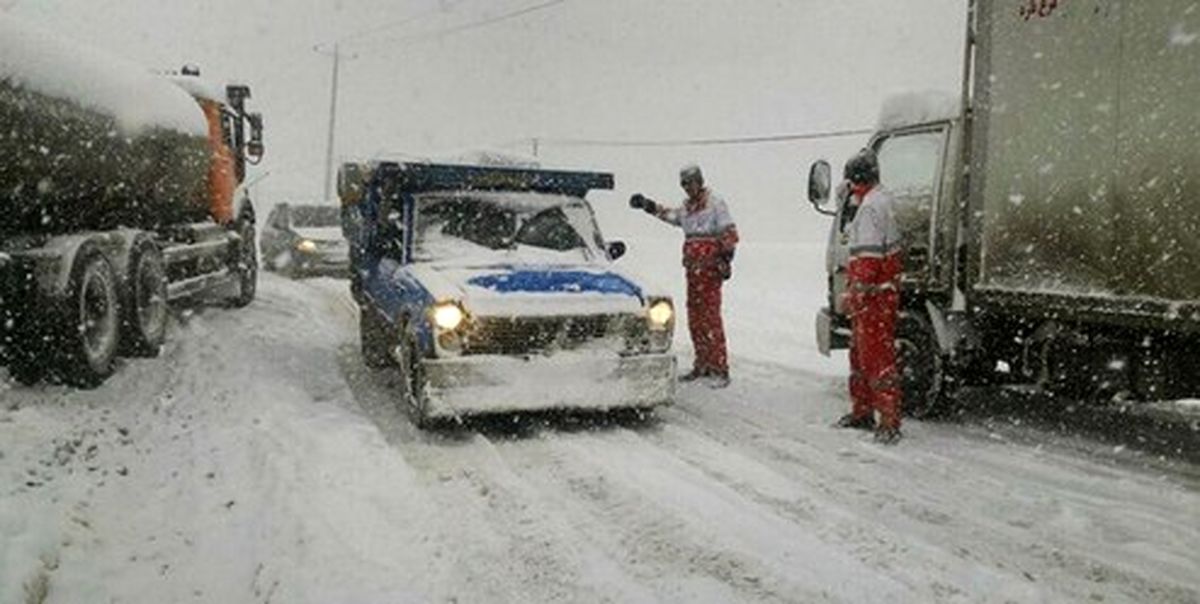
[5,0,966,243]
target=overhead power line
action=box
[518,127,874,150]
[327,0,568,54]
[398,0,567,43]
[315,1,463,52]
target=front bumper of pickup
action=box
[421,351,676,419]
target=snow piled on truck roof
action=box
[0,14,206,136]
[377,148,542,170]
[165,74,228,105]
[877,90,960,131]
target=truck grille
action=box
[462,314,629,355]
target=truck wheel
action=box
[121,241,167,357]
[227,219,258,308]
[896,311,949,418]
[360,306,393,369]
[57,247,121,388]
[398,330,431,428]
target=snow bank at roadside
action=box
[0,13,206,136]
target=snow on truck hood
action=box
[409,263,649,317]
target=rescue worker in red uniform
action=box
[630,165,739,387]
[835,149,904,444]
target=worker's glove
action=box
[629,193,658,214]
[717,249,734,280]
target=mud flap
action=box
[816,307,849,356]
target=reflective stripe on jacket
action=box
[847,186,902,288]
[655,189,739,267]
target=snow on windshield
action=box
[0,14,206,136]
[412,191,605,264]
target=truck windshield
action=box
[877,130,943,198]
[412,193,604,262]
[875,129,945,265]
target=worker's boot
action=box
[707,371,730,389]
[874,425,902,445]
[834,413,876,431]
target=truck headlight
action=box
[647,300,674,330]
[432,302,465,331]
[296,239,318,253]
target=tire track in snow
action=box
[339,347,660,601]
[481,425,908,603]
[655,373,1200,604]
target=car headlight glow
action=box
[647,300,674,329]
[432,302,465,331]
[296,239,318,253]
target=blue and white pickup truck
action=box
[339,160,677,426]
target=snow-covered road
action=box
[2,273,1198,604]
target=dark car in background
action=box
[261,203,350,277]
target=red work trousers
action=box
[685,266,728,377]
[848,289,901,429]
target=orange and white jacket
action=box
[846,186,902,292]
[654,189,739,270]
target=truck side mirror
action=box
[807,160,837,216]
[607,240,627,261]
[246,112,265,163]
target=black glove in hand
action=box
[629,193,658,214]
[718,249,734,280]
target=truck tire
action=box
[226,219,258,308]
[121,241,167,357]
[896,311,949,418]
[360,306,393,369]
[57,246,121,388]
[398,329,431,428]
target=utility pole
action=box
[315,44,355,202]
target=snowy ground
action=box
[2,241,1199,604]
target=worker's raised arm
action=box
[629,193,681,227]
